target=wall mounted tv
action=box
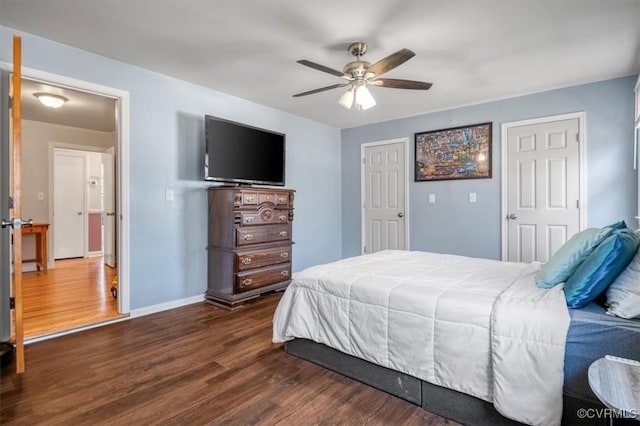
[204,115,285,186]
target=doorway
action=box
[361,138,410,254]
[15,70,130,339]
[501,112,586,262]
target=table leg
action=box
[35,233,41,272]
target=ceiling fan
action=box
[293,42,432,110]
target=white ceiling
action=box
[21,79,116,132]
[2,0,639,129]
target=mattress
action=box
[274,250,570,425]
[564,302,640,402]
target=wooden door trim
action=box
[360,137,410,254]
[16,67,131,315]
[500,112,587,261]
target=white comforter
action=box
[273,250,570,426]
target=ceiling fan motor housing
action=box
[343,61,372,79]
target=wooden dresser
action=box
[206,186,294,309]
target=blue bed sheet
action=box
[564,302,640,402]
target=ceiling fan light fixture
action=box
[355,85,376,110]
[338,87,355,109]
[34,92,68,108]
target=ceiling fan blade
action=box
[293,83,349,97]
[297,60,346,77]
[367,49,416,77]
[370,78,432,90]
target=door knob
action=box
[77,212,83,215]
[106,212,115,217]
[508,213,517,220]
[397,212,404,218]
[1,218,33,229]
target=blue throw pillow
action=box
[536,227,614,288]
[605,220,627,230]
[564,229,640,309]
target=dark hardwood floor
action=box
[1,293,457,425]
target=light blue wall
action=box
[0,26,342,309]
[341,76,638,260]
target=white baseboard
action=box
[25,293,206,345]
[129,294,206,318]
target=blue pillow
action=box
[536,227,614,288]
[605,220,627,230]
[564,229,640,309]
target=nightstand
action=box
[588,356,640,425]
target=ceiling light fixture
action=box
[339,83,376,110]
[34,93,68,109]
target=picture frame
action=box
[415,122,492,181]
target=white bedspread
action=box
[273,250,570,426]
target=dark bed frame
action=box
[285,339,613,426]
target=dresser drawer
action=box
[236,224,290,246]
[237,246,291,271]
[241,209,289,226]
[236,263,291,293]
[275,193,290,207]
[240,192,259,206]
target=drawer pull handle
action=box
[278,215,287,222]
[246,196,255,202]
[243,234,254,241]
[281,270,289,278]
[241,257,252,265]
[245,216,254,223]
[280,252,288,259]
[242,278,252,287]
[279,231,287,237]
[278,197,287,203]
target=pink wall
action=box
[88,213,102,252]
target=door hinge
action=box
[8,96,12,109]
[9,297,15,309]
[576,199,580,208]
[362,158,366,164]
[576,133,580,143]
[363,246,366,253]
[8,196,13,209]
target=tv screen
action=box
[205,115,285,186]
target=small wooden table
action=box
[21,223,49,273]
[588,356,640,424]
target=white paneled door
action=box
[54,150,86,259]
[506,117,581,263]
[363,140,407,253]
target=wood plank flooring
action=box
[22,257,122,338]
[1,294,457,425]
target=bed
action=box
[272,250,640,426]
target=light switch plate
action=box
[165,189,174,202]
[469,192,477,203]
[428,194,436,203]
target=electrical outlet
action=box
[428,194,436,203]
[469,192,477,203]
[165,189,174,202]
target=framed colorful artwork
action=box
[415,122,492,181]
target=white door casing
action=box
[501,113,585,262]
[361,138,409,253]
[53,149,86,259]
[102,148,116,267]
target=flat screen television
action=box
[204,115,285,186]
